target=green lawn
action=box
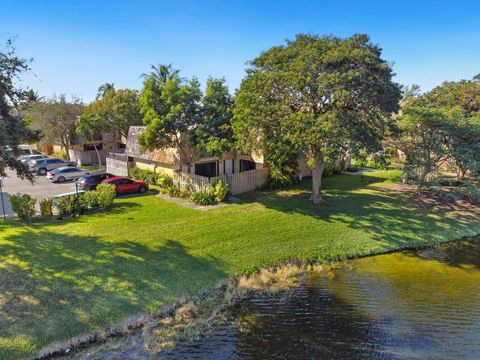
[1,170,479,359]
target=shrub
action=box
[214,180,229,202]
[267,167,295,188]
[190,186,215,205]
[165,184,182,198]
[129,167,173,186]
[179,186,192,199]
[9,193,36,222]
[39,198,53,217]
[458,184,480,205]
[55,194,79,216]
[95,184,116,207]
[157,174,173,188]
[83,190,99,208]
[346,165,359,172]
[53,150,67,160]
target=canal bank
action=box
[50,236,480,359]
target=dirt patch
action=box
[382,182,480,215]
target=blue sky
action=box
[2,0,479,102]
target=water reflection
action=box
[77,237,480,359]
[163,238,480,359]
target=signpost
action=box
[0,179,6,220]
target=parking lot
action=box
[1,169,78,217]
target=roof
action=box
[124,126,180,165]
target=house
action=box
[48,132,125,166]
[121,126,266,178]
[106,126,316,194]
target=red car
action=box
[101,177,148,195]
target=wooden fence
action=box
[173,168,268,195]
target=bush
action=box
[346,165,359,172]
[179,186,192,199]
[39,198,53,217]
[129,167,173,187]
[267,166,295,188]
[214,180,229,202]
[53,150,67,160]
[9,193,36,222]
[164,183,181,198]
[55,194,81,216]
[95,184,116,207]
[157,174,173,188]
[83,190,99,208]
[458,184,480,205]
[190,187,216,205]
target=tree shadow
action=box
[0,230,226,359]
[241,174,479,254]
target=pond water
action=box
[79,238,480,359]
[161,238,480,359]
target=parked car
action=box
[30,157,76,175]
[101,176,148,195]
[77,172,116,190]
[47,167,92,183]
[20,154,48,165]
[18,145,42,157]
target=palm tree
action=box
[141,64,181,84]
[96,83,115,99]
[25,89,44,103]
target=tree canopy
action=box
[192,77,234,157]
[417,80,480,116]
[0,39,34,180]
[138,67,202,171]
[81,88,142,139]
[234,33,402,203]
[28,95,84,160]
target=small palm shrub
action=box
[39,198,54,217]
[157,174,173,188]
[190,186,215,205]
[9,193,36,222]
[214,180,229,202]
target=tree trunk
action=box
[310,161,325,204]
[91,135,103,170]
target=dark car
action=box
[77,172,115,190]
[101,176,148,195]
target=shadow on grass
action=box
[242,173,480,254]
[0,229,226,359]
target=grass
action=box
[1,170,479,359]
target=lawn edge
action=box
[33,232,479,360]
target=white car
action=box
[18,145,42,157]
[47,167,92,183]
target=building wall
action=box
[133,159,178,177]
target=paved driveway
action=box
[1,169,78,217]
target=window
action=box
[240,160,256,172]
[195,161,218,178]
[20,149,30,155]
[83,143,103,151]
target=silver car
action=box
[47,167,92,183]
[20,154,48,165]
[30,157,76,175]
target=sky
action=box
[1,0,479,102]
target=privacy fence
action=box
[173,169,268,195]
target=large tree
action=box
[192,77,234,157]
[81,88,142,139]
[234,34,402,203]
[418,80,480,116]
[28,95,84,160]
[0,39,34,180]
[396,106,461,193]
[138,67,202,172]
